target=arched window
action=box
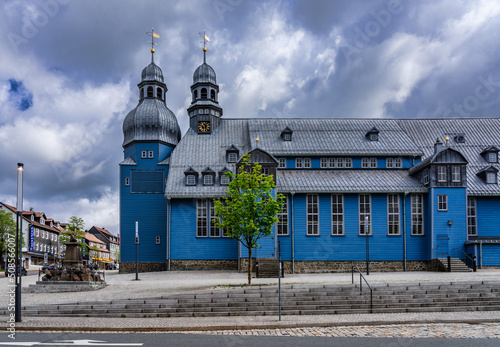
[193,90,198,101]
[210,89,215,100]
[201,88,207,99]
[147,86,153,97]
[157,88,162,99]
[140,88,144,99]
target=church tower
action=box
[119,29,181,272]
[187,41,223,134]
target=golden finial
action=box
[256,138,259,142]
[445,136,449,142]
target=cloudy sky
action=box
[1,0,500,234]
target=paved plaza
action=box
[1,269,499,338]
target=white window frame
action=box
[370,158,377,168]
[486,172,496,184]
[387,194,400,235]
[488,152,497,163]
[220,175,230,185]
[125,177,130,186]
[331,194,344,236]
[467,197,477,236]
[277,196,289,236]
[35,228,39,237]
[283,133,291,141]
[424,169,429,184]
[279,158,286,168]
[362,158,369,168]
[336,158,345,168]
[320,158,328,168]
[296,158,303,168]
[329,158,335,168]
[345,158,353,168]
[156,236,160,244]
[411,194,424,235]
[438,166,447,182]
[451,166,461,182]
[141,150,147,159]
[359,194,371,235]
[209,200,221,237]
[306,194,319,236]
[203,175,213,185]
[148,150,154,158]
[186,175,196,186]
[196,199,208,237]
[438,194,448,211]
[386,158,394,168]
[304,158,311,168]
[228,152,238,163]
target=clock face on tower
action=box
[198,121,210,133]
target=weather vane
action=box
[146,27,160,62]
[199,30,210,63]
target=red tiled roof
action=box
[85,233,106,245]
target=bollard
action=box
[473,256,477,272]
[447,255,451,272]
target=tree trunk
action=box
[248,247,252,285]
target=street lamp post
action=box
[365,215,370,275]
[135,220,139,280]
[15,163,24,322]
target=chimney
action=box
[434,138,443,154]
[30,207,34,212]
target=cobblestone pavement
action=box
[179,323,500,338]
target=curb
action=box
[15,318,500,332]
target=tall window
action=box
[467,197,477,236]
[209,200,220,237]
[277,196,288,236]
[307,194,319,235]
[197,199,207,236]
[387,194,400,235]
[424,169,429,184]
[331,194,344,235]
[201,88,207,99]
[411,194,424,235]
[438,195,448,211]
[359,194,371,235]
[451,166,461,182]
[147,86,153,97]
[437,166,447,182]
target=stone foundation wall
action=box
[282,260,431,274]
[119,262,167,273]
[239,258,257,273]
[169,259,238,271]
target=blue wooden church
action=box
[119,47,500,273]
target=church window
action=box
[296,158,303,168]
[201,88,207,99]
[307,194,319,236]
[331,194,344,235]
[488,152,497,163]
[186,175,196,186]
[438,195,448,211]
[451,166,461,182]
[387,194,400,235]
[387,158,402,168]
[228,153,237,163]
[424,169,429,184]
[157,88,162,100]
[320,158,328,168]
[261,167,270,176]
[277,196,288,236]
[279,158,286,168]
[125,177,130,186]
[203,174,213,185]
[438,166,447,182]
[345,158,353,168]
[335,158,344,168]
[194,90,198,100]
[220,175,230,185]
[156,236,161,244]
[210,89,215,100]
[147,86,153,97]
[304,158,311,168]
[197,199,221,237]
[148,150,154,158]
[362,158,368,168]
[283,133,291,141]
[131,170,164,193]
[359,194,371,235]
[486,172,496,184]
[141,151,147,159]
[329,158,335,168]
[467,197,477,236]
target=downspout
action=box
[403,193,406,271]
[291,192,295,274]
[167,196,171,271]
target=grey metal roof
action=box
[141,62,164,83]
[158,157,170,165]
[119,156,137,166]
[122,98,181,148]
[397,119,500,196]
[247,118,424,156]
[276,170,427,193]
[193,63,216,84]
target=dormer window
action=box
[476,166,498,184]
[454,134,465,143]
[488,152,498,163]
[481,146,500,163]
[486,172,497,184]
[281,127,293,141]
[40,217,45,224]
[226,145,239,163]
[201,167,215,186]
[184,167,199,186]
[365,127,379,141]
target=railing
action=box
[452,248,477,271]
[351,266,373,312]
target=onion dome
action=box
[122,99,181,147]
[193,63,216,84]
[141,62,164,83]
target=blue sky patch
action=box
[8,79,33,111]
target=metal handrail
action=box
[452,248,475,268]
[351,266,373,312]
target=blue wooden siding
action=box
[467,243,500,266]
[170,199,238,260]
[476,197,500,237]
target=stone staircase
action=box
[438,258,472,272]
[5,281,499,318]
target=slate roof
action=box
[165,117,500,198]
[119,156,137,166]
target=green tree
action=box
[214,155,284,285]
[60,216,87,253]
[0,210,16,269]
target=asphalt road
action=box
[0,333,498,347]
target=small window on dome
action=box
[147,86,153,97]
[201,88,207,99]
[210,90,215,100]
[157,88,162,100]
[194,90,198,101]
